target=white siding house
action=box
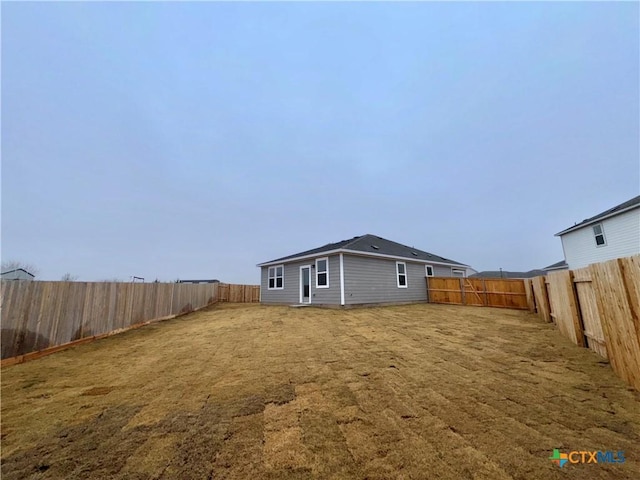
[0,268,35,281]
[556,196,640,270]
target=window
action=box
[452,269,465,277]
[316,257,329,288]
[425,265,434,277]
[396,262,407,288]
[268,265,284,289]
[593,224,606,247]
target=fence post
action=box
[568,270,587,347]
[532,276,551,322]
[482,279,488,307]
[425,277,430,303]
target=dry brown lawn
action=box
[1,303,639,480]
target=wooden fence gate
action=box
[426,277,528,310]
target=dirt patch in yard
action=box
[2,303,639,479]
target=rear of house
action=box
[258,234,471,306]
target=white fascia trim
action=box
[257,249,344,267]
[339,253,345,305]
[555,204,640,236]
[257,249,469,269]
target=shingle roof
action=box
[258,234,468,267]
[556,195,640,236]
[543,260,568,271]
[470,270,546,279]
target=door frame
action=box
[299,265,312,304]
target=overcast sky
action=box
[2,2,638,283]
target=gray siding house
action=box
[257,234,472,306]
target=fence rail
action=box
[0,280,260,363]
[524,255,640,390]
[427,277,529,310]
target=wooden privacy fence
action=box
[524,255,640,390]
[0,281,260,364]
[427,277,529,310]
[218,283,260,303]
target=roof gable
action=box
[556,195,640,236]
[258,234,467,267]
[0,268,35,277]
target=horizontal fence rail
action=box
[0,281,260,363]
[427,277,529,310]
[524,255,640,391]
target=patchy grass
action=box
[1,303,639,479]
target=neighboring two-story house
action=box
[555,195,640,270]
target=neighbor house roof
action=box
[177,279,220,284]
[258,234,469,268]
[555,195,640,236]
[470,270,546,279]
[0,268,35,277]
[543,260,568,271]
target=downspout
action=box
[339,253,345,306]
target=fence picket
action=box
[1,281,260,362]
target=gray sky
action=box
[2,2,638,283]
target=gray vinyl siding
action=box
[260,264,294,304]
[260,255,341,304]
[343,255,428,305]
[260,253,464,306]
[311,255,341,304]
[427,264,457,277]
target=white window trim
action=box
[315,257,329,289]
[425,265,434,277]
[451,268,466,277]
[267,265,284,290]
[299,265,312,304]
[593,223,607,247]
[396,261,408,288]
